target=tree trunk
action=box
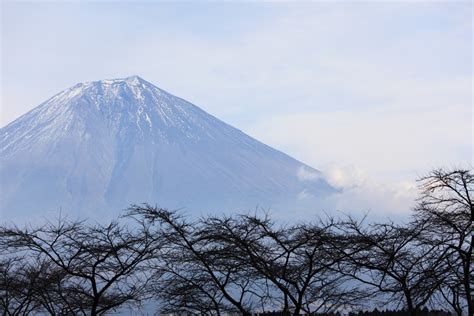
[90,296,99,316]
[463,236,473,316]
[404,290,416,316]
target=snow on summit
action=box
[0,76,336,220]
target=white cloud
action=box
[322,164,418,218]
[296,166,321,182]
[323,164,365,189]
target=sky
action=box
[1,1,472,218]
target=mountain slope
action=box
[1,76,335,219]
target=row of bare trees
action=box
[1,169,472,315]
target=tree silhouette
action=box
[1,218,161,315]
[413,169,473,315]
[0,168,470,315]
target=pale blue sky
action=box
[1,1,472,215]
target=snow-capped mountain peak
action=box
[1,77,335,220]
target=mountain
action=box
[1,76,335,220]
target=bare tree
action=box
[207,214,365,314]
[413,169,473,315]
[1,168,469,315]
[129,204,364,314]
[128,205,264,315]
[1,217,161,315]
[433,273,465,316]
[339,218,445,316]
[0,256,42,315]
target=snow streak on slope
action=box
[1,76,335,220]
